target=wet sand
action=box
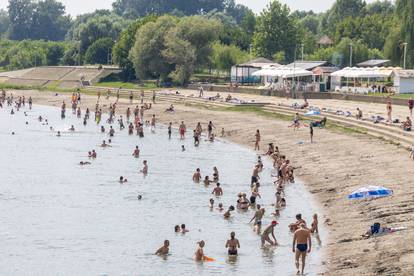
[6,89,414,275]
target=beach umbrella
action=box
[304,110,321,116]
[348,186,393,200]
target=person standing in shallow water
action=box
[179,121,186,139]
[255,129,261,150]
[168,122,172,139]
[293,223,312,275]
[225,232,240,256]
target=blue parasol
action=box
[348,186,393,199]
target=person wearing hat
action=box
[261,221,279,246]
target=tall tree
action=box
[0,9,10,37]
[252,0,299,62]
[8,0,34,40]
[397,0,414,68]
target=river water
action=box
[0,104,324,275]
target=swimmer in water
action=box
[181,145,185,152]
[91,150,97,158]
[203,176,213,186]
[181,224,189,233]
[224,205,235,218]
[101,126,105,133]
[119,176,128,183]
[155,240,170,256]
[137,195,142,200]
[141,160,148,174]
[217,203,224,211]
[174,225,180,232]
[261,221,279,246]
[132,146,140,158]
[194,241,205,261]
[212,183,223,196]
[69,125,75,131]
[57,131,61,137]
[101,140,111,147]
[225,232,240,256]
[79,161,91,166]
[192,168,201,183]
[209,198,215,209]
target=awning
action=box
[252,66,313,78]
[331,67,399,78]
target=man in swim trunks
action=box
[155,240,170,256]
[289,214,307,232]
[261,221,278,246]
[293,223,311,275]
[225,232,240,256]
[250,205,265,234]
[251,165,260,186]
[132,146,140,158]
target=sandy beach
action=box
[7,88,414,275]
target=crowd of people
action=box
[1,88,320,275]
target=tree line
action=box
[0,0,413,84]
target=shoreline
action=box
[6,89,414,275]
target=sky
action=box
[0,0,378,16]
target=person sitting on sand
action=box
[225,94,232,102]
[225,232,240,256]
[195,241,205,261]
[181,224,189,233]
[155,240,170,256]
[261,221,278,246]
[289,214,307,232]
[224,206,235,218]
[402,116,412,131]
[165,105,175,112]
[119,176,128,183]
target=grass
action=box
[367,92,414,100]
[96,81,159,90]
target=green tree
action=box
[129,15,178,81]
[30,0,71,41]
[61,43,81,66]
[252,0,300,62]
[46,43,65,65]
[0,9,10,37]
[323,0,366,34]
[84,38,115,65]
[397,0,414,68]
[112,15,158,81]
[7,0,34,40]
[70,13,128,55]
[211,42,249,73]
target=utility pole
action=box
[349,43,353,68]
[301,43,304,61]
[403,42,408,69]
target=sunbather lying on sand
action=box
[362,222,406,239]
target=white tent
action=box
[331,67,396,78]
[252,66,313,78]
